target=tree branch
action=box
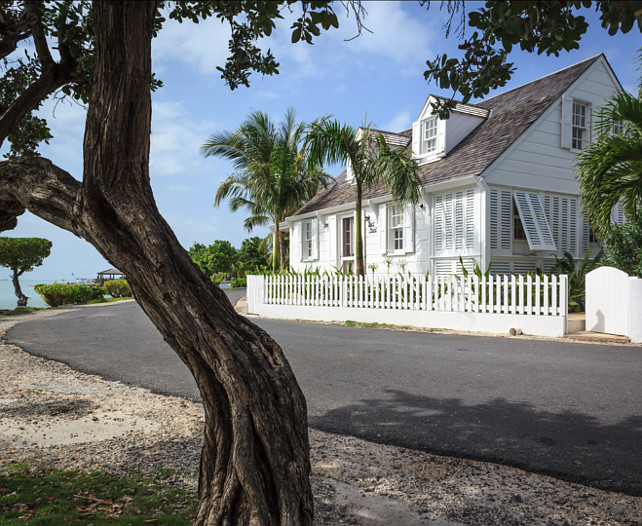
[0,7,36,61]
[25,1,54,68]
[0,156,80,234]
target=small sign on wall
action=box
[367,220,377,234]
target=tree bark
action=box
[11,269,27,307]
[0,2,313,525]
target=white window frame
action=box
[572,101,588,150]
[422,117,438,155]
[389,203,404,252]
[303,220,313,259]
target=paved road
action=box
[6,295,642,495]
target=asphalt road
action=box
[6,293,642,495]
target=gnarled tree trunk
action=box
[11,269,27,307]
[0,2,313,525]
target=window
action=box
[422,117,438,154]
[303,220,313,259]
[389,203,404,251]
[342,217,354,257]
[612,120,624,135]
[513,202,527,241]
[572,101,588,149]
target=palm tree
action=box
[201,109,330,269]
[306,119,422,276]
[576,88,642,238]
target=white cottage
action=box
[288,54,625,277]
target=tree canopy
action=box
[422,1,642,116]
[0,236,52,307]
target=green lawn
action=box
[0,462,196,525]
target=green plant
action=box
[104,278,131,298]
[34,283,106,307]
[231,277,247,288]
[601,214,642,277]
[550,250,604,312]
[0,237,53,308]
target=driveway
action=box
[6,296,642,495]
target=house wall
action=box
[483,58,619,270]
[486,59,620,194]
[444,113,485,154]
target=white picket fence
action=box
[262,273,567,316]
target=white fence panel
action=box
[249,273,568,337]
[586,266,632,338]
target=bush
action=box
[34,283,106,307]
[104,278,131,298]
[230,277,247,288]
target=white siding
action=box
[486,60,620,195]
[444,112,485,154]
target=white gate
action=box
[585,267,629,336]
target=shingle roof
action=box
[294,55,601,216]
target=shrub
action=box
[34,283,106,307]
[104,278,131,298]
[230,277,247,288]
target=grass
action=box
[0,307,46,319]
[338,320,441,332]
[0,462,196,525]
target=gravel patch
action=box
[1,309,641,525]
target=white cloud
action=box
[153,16,230,75]
[150,100,216,178]
[383,110,413,133]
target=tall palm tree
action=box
[201,109,330,269]
[576,88,642,237]
[306,119,422,276]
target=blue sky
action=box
[2,1,640,281]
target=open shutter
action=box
[412,121,420,156]
[403,205,415,254]
[379,203,388,254]
[311,219,319,260]
[293,222,302,262]
[328,216,337,265]
[586,104,593,145]
[561,95,572,149]
[513,190,557,252]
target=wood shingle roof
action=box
[294,55,601,217]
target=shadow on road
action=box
[310,389,642,496]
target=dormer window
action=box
[422,117,438,154]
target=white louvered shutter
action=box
[465,189,475,251]
[379,203,388,254]
[455,191,464,250]
[561,95,572,149]
[434,195,444,253]
[412,121,421,157]
[436,119,445,154]
[444,193,453,252]
[513,190,557,252]
[500,190,512,251]
[403,205,415,254]
[490,188,512,253]
[293,222,302,262]
[580,212,590,256]
[311,219,319,260]
[328,216,337,265]
[611,203,626,226]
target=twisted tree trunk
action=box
[0,2,313,524]
[11,269,27,307]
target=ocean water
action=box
[0,279,51,310]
